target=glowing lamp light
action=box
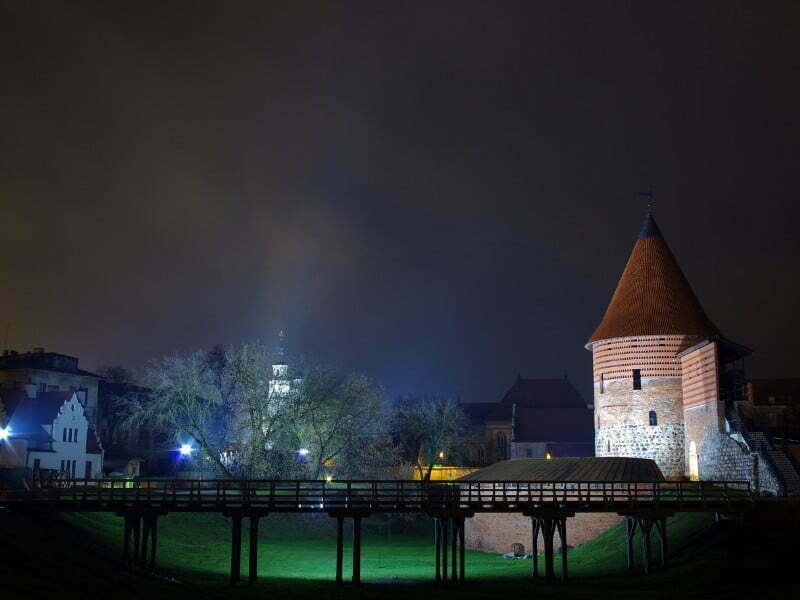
[0,426,10,441]
[438,451,445,459]
[179,443,194,456]
[297,448,309,457]
[545,452,552,460]
[325,475,333,483]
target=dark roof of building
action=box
[748,379,800,405]
[587,212,719,345]
[458,457,664,482]
[5,391,72,425]
[0,350,99,377]
[513,406,593,443]
[498,377,587,410]
[459,402,496,425]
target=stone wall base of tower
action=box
[595,424,685,479]
[465,512,623,555]
[698,427,782,495]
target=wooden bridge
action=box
[1,478,754,585]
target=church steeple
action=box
[587,211,719,345]
[274,330,287,366]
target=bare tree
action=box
[115,351,235,478]
[393,396,468,480]
[293,366,386,479]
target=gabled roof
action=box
[458,457,664,482]
[588,212,719,346]
[499,377,587,410]
[513,406,593,443]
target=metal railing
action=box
[2,478,753,513]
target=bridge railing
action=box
[7,478,752,511]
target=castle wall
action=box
[465,512,622,554]
[680,342,723,478]
[592,336,696,479]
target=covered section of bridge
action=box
[459,457,667,580]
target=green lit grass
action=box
[2,504,798,600]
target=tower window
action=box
[632,369,642,390]
[649,411,657,426]
[600,373,604,394]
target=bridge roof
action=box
[458,457,665,482]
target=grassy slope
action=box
[1,505,798,600]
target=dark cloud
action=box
[1,1,798,401]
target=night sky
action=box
[1,2,798,402]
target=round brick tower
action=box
[586,212,719,478]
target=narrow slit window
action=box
[600,373,604,394]
[632,369,642,390]
[649,410,657,426]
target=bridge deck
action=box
[2,478,753,513]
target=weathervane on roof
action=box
[638,190,654,213]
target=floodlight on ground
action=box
[298,448,309,457]
[179,443,194,456]
[0,426,10,441]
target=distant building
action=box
[268,330,302,399]
[0,348,101,424]
[461,376,594,465]
[740,379,800,438]
[0,389,103,478]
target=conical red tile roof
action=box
[587,213,719,345]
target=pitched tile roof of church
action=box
[587,212,719,345]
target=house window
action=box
[73,429,78,443]
[33,458,41,471]
[62,428,67,442]
[649,411,657,426]
[85,461,92,479]
[496,432,508,460]
[632,369,642,390]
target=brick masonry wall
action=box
[465,512,623,554]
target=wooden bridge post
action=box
[148,515,158,567]
[434,518,441,582]
[638,518,652,575]
[441,517,449,581]
[531,517,540,578]
[458,517,465,583]
[656,517,667,567]
[140,516,150,564]
[543,518,555,582]
[336,516,344,585]
[132,514,141,563]
[557,517,568,582]
[352,515,362,585]
[248,516,259,585]
[451,517,457,582]
[230,514,242,585]
[122,515,133,562]
[625,517,637,570]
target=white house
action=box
[0,389,103,478]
